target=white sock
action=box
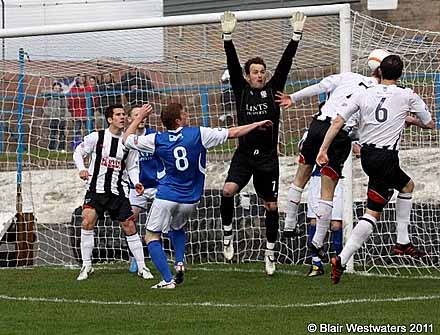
[223,225,232,240]
[80,229,94,267]
[126,234,146,270]
[339,214,376,266]
[311,200,333,248]
[284,184,303,230]
[266,242,275,250]
[396,192,412,245]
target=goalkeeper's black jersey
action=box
[225,39,299,156]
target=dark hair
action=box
[52,82,62,89]
[380,55,403,80]
[161,103,183,129]
[244,57,266,75]
[128,104,143,117]
[105,104,124,120]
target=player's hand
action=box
[256,120,273,130]
[79,170,90,181]
[352,142,361,158]
[221,11,237,35]
[316,150,329,166]
[139,104,153,120]
[275,91,293,108]
[290,11,306,41]
[135,183,144,196]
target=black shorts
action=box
[300,118,351,179]
[83,191,134,222]
[360,145,411,212]
[225,149,279,202]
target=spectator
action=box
[43,82,69,152]
[96,72,124,115]
[122,70,154,107]
[68,74,95,148]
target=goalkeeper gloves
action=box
[221,11,237,41]
[291,11,306,41]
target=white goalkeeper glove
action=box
[290,11,306,41]
[221,11,237,41]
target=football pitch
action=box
[0,263,438,335]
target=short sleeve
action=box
[338,92,361,122]
[125,133,156,153]
[408,89,432,125]
[200,127,229,149]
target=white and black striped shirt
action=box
[339,84,432,150]
[73,128,139,197]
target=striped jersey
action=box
[125,126,228,203]
[339,84,432,150]
[73,128,139,197]
[291,72,377,121]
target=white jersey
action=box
[73,128,139,197]
[291,72,377,120]
[339,84,432,150]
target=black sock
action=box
[220,196,234,236]
[265,210,279,243]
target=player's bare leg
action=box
[77,207,97,281]
[283,163,313,238]
[121,218,153,280]
[263,200,278,276]
[221,182,239,261]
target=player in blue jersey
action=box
[123,103,273,289]
[126,105,164,273]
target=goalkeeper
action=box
[219,11,306,276]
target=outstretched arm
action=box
[270,12,306,91]
[122,103,153,144]
[275,74,339,108]
[227,120,273,138]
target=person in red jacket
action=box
[69,74,95,148]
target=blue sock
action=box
[147,240,173,282]
[308,224,321,266]
[169,228,186,265]
[332,228,343,255]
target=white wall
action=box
[3,0,164,61]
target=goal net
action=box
[0,5,438,276]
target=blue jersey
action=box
[125,126,228,203]
[138,127,163,189]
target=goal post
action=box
[0,4,438,277]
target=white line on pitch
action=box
[1,294,439,309]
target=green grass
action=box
[0,263,439,335]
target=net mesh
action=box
[0,10,439,276]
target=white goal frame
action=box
[0,4,354,269]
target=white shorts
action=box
[307,176,343,221]
[129,187,157,210]
[146,198,199,233]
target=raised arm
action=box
[221,11,247,92]
[122,103,153,145]
[269,12,306,91]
